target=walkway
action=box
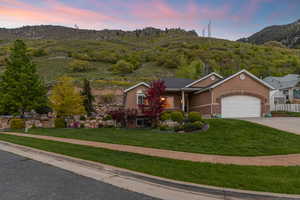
[2,132,300,166]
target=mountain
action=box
[0,25,198,40]
[239,19,300,48]
[0,25,300,89]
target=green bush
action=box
[188,112,202,122]
[159,125,169,131]
[55,118,66,128]
[112,60,135,74]
[10,119,25,129]
[182,121,203,132]
[31,48,47,57]
[171,111,184,123]
[68,60,94,72]
[160,111,172,121]
[103,115,112,121]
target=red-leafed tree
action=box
[140,80,166,127]
[108,108,137,128]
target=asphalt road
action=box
[0,150,161,200]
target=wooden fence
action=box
[271,104,300,112]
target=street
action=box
[0,150,160,200]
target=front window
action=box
[137,93,145,105]
[162,96,175,109]
[294,89,300,99]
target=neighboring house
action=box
[264,74,300,104]
[124,69,274,127]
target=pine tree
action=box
[81,79,95,116]
[50,76,86,117]
[0,40,48,116]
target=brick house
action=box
[124,69,274,127]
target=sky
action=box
[0,0,300,40]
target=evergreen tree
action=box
[0,40,48,116]
[50,76,85,117]
[81,79,95,116]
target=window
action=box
[294,89,300,99]
[162,96,175,109]
[137,93,145,105]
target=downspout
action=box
[210,89,213,117]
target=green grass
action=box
[18,119,300,156]
[1,134,300,194]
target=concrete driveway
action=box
[243,117,300,135]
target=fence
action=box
[271,104,300,112]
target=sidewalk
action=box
[2,132,300,166]
[1,140,300,200]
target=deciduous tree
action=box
[50,76,85,117]
[140,80,166,127]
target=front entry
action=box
[221,95,261,118]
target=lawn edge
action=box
[1,140,300,200]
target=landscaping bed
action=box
[0,134,300,195]
[271,111,300,117]
[9,119,300,156]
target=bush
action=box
[112,60,135,74]
[55,118,66,128]
[160,111,172,121]
[103,115,112,121]
[10,119,25,129]
[159,125,169,131]
[188,112,202,122]
[68,60,94,72]
[171,111,184,123]
[80,115,86,120]
[31,48,47,57]
[182,121,203,132]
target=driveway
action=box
[0,149,159,200]
[243,117,300,135]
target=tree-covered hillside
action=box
[0,26,300,88]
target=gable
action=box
[185,73,223,88]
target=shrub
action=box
[112,60,135,74]
[31,48,47,57]
[55,118,66,128]
[159,125,169,131]
[10,119,25,129]
[182,121,203,132]
[171,111,184,123]
[188,112,202,122]
[68,60,93,72]
[160,111,172,121]
[103,115,112,121]
[80,115,86,120]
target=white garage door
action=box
[221,95,261,118]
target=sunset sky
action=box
[0,0,299,40]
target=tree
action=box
[140,80,166,127]
[81,79,95,116]
[108,108,137,128]
[0,40,48,116]
[176,59,205,79]
[112,59,135,74]
[50,76,85,117]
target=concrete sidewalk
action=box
[2,132,300,166]
[1,140,300,200]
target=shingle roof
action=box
[160,77,194,89]
[263,74,300,89]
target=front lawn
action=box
[0,134,300,194]
[12,119,300,156]
[271,111,300,117]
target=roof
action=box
[185,72,223,88]
[160,77,194,89]
[124,82,149,93]
[195,69,275,94]
[264,74,300,89]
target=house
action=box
[124,69,274,127]
[264,74,300,104]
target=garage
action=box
[221,95,261,118]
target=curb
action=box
[0,140,300,200]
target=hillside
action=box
[239,19,300,48]
[0,25,300,89]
